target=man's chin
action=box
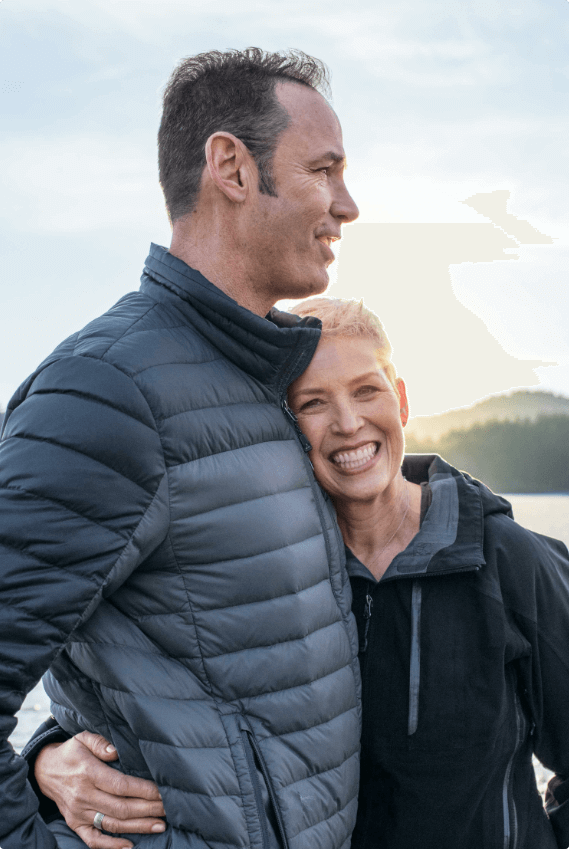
[270,268,331,305]
[296,269,331,299]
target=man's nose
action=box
[332,180,359,224]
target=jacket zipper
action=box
[360,592,373,654]
[281,398,312,454]
[359,579,423,737]
[240,728,271,849]
[280,391,354,650]
[243,724,289,849]
[502,692,525,849]
[407,581,422,735]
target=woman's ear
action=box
[205,132,252,204]
[396,378,409,427]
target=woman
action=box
[289,298,569,849]
[27,298,569,849]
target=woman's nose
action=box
[332,403,363,434]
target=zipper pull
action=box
[281,398,312,453]
[360,592,373,654]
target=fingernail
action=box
[151,822,166,832]
[106,744,117,753]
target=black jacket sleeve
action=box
[0,354,168,849]
[20,717,71,825]
[502,526,569,849]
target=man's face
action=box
[244,82,359,304]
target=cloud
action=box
[0,133,168,232]
[343,112,569,232]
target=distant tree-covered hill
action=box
[406,414,569,492]
[406,390,569,442]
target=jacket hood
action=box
[347,454,513,583]
[403,453,514,521]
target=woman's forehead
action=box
[291,336,391,391]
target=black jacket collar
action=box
[346,455,512,583]
[141,244,321,395]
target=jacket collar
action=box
[346,455,487,583]
[140,244,322,394]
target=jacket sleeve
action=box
[507,527,569,849]
[20,717,72,825]
[0,354,169,849]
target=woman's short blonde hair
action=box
[292,297,398,388]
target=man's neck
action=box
[169,224,274,318]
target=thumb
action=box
[75,730,118,762]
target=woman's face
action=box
[288,336,408,506]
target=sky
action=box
[1,0,568,416]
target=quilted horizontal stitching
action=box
[133,353,224,378]
[69,638,187,660]
[154,398,273,424]
[140,740,230,751]
[98,302,160,359]
[161,824,246,845]
[0,594,70,640]
[292,788,359,837]
[0,483,130,540]
[229,658,353,702]
[133,607,190,622]
[202,616,341,660]
[196,571,327,614]
[188,530,321,575]
[27,388,157,433]
[167,435,296,470]
[8,434,154,492]
[268,703,359,742]
[283,748,360,792]
[0,536,104,583]
[96,682,212,702]
[153,782,241,799]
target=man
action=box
[0,49,360,849]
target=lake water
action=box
[10,495,569,796]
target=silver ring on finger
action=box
[93,812,105,831]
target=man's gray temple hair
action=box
[158,47,331,223]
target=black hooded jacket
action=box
[349,454,569,849]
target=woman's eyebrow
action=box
[291,386,328,397]
[292,372,381,397]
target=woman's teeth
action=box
[332,442,378,470]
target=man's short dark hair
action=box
[158,47,331,222]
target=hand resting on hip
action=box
[34,730,166,849]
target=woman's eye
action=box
[300,398,323,411]
[356,385,379,398]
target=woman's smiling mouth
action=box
[330,441,379,471]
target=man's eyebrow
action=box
[309,151,347,167]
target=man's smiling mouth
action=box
[316,234,340,248]
[330,441,379,470]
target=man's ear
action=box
[396,378,409,427]
[205,132,253,204]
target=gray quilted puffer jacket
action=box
[0,244,361,849]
